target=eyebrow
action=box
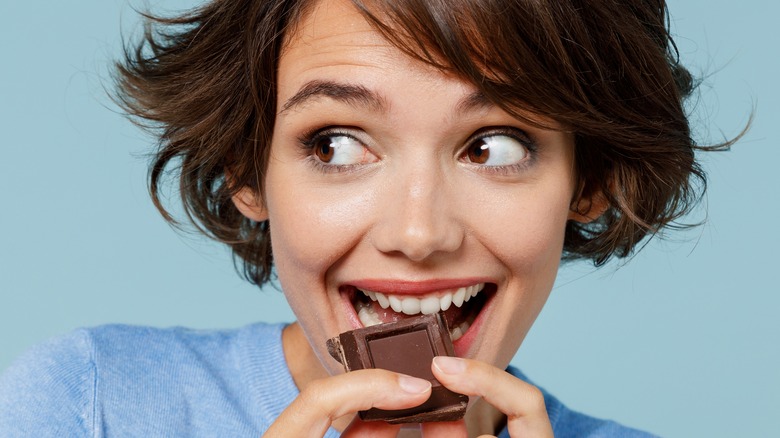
[280,80,388,114]
[279,79,495,115]
[455,89,494,114]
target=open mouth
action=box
[347,283,495,341]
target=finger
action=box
[263,369,431,438]
[421,419,468,438]
[432,356,553,438]
[341,416,402,438]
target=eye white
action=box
[471,134,528,166]
[325,135,370,165]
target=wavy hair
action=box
[115,0,733,285]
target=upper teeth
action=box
[361,284,483,316]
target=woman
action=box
[0,0,727,436]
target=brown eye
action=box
[467,142,490,164]
[308,132,380,167]
[462,134,528,166]
[314,136,335,163]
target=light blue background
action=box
[1,1,777,436]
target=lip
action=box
[339,278,497,357]
[347,278,491,295]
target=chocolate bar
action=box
[326,313,468,423]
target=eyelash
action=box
[460,127,538,175]
[297,125,539,175]
[297,126,369,174]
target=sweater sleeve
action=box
[0,330,96,438]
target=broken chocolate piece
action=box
[326,313,468,423]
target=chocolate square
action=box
[326,313,468,423]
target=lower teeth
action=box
[450,320,470,341]
[356,302,382,327]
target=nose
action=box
[371,162,465,262]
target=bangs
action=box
[351,0,584,130]
[351,0,686,144]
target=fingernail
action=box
[398,375,432,394]
[433,356,466,375]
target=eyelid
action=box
[457,126,538,175]
[298,125,379,174]
[458,126,538,163]
[297,125,368,150]
[464,126,536,150]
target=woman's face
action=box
[255,0,578,375]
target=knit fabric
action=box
[0,323,655,437]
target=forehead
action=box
[283,0,387,56]
[278,0,470,100]
[275,0,570,133]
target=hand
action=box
[428,356,554,438]
[262,368,432,437]
[262,357,553,438]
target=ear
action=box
[232,186,268,222]
[568,190,609,224]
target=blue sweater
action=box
[0,323,655,437]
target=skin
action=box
[233,0,599,435]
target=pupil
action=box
[469,143,489,164]
[315,137,334,162]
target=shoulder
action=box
[0,322,288,437]
[547,400,658,438]
[69,322,287,378]
[0,329,96,437]
[503,366,658,438]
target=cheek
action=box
[470,186,571,272]
[513,202,569,266]
[265,177,379,278]
[470,195,570,366]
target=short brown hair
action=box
[114,0,730,286]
